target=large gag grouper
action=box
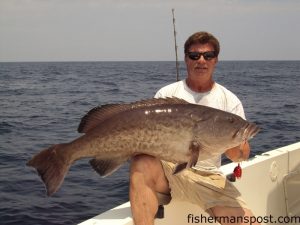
[27,98,260,196]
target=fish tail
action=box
[27,143,71,196]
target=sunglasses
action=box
[187,51,216,61]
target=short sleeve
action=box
[230,102,246,120]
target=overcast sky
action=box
[1,0,300,62]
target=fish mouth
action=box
[242,123,260,140]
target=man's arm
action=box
[224,141,250,162]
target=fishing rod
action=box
[172,8,180,81]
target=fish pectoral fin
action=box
[90,157,128,177]
[173,141,200,175]
[173,162,188,174]
[187,141,200,168]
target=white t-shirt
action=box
[154,79,246,172]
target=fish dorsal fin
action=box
[78,97,188,133]
[78,103,129,133]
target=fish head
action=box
[193,111,260,151]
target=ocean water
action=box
[0,61,299,225]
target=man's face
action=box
[185,43,218,82]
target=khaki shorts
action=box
[161,161,248,211]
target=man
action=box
[129,31,260,225]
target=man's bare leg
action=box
[129,155,170,225]
[209,206,261,225]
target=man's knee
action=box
[130,154,162,174]
[130,154,169,193]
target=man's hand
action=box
[225,141,250,162]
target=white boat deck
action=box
[79,142,300,225]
